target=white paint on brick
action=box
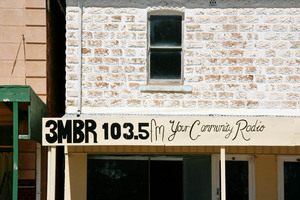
[65,0,300,112]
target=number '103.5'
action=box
[102,122,149,140]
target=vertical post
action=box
[27,104,31,139]
[12,102,18,200]
[220,147,226,200]
[64,146,70,200]
[36,143,41,200]
[47,146,56,200]
[77,0,83,117]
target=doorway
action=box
[278,156,300,200]
[212,155,255,200]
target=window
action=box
[87,155,211,200]
[212,155,255,200]
[278,156,300,200]
[148,13,183,85]
[87,155,182,200]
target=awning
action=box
[0,85,47,143]
[0,85,47,200]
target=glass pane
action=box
[150,16,182,46]
[183,155,212,200]
[225,161,249,200]
[150,49,181,79]
[150,160,183,200]
[87,159,148,200]
[284,162,300,200]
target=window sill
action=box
[140,85,193,93]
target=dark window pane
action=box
[87,159,148,200]
[150,49,181,79]
[183,155,212,200]
[150,16,182,46]
[0,126,13,145]
[150,160,183,200]
[0,153,12,200]
[284,162,300,200]
[225,161,248,200]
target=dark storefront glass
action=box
[284,162,300,200]
[87,155,211,200]
[226,161,249,200]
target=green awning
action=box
[0,85,47,143]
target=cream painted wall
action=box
[65,153,87,200]
[255,155,278,200]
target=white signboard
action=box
[42,117,300,146]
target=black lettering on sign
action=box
[45,120,58,143]
[103,122,150,140]
[58,120,72,143]
[73,120,85,143]
[103,123,109,140]
[190,120,201,140]
[169,120,192,141]
[233,119,265,141]
[111,123,121,139]
[150,119,164,142]
[45,119,98,144]
[85,120,98,143]
[123,123,134,140]
[138,123,149,140]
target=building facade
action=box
[0,1,47,200]
[0,0,65,200]
[45,0,300,199]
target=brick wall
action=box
[65,0,300,110]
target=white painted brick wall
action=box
[65,0,300,110]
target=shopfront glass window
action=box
[87,158,148,200]
[225,161,249,200]
[278,156,300,200]
[284,162,300,200]
[150,159,182,200]
[87,155,210,200]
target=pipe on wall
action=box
[77,0,82,117]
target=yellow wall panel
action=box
[68,154,87,200]
[255,155,277,200]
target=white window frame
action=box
[278,156,300,200]
[212,155,255,200]
[147,11,184,85]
